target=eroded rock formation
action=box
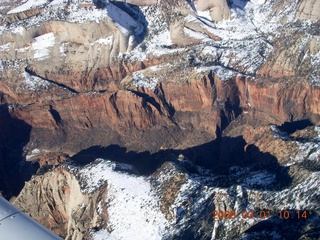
[0,0,319,239]
[13,168,108,239]
[195,0,231,21]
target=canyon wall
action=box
[0,0,319,238]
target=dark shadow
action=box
[129,90,163,114]
[71,145,174,176]
[177,135,292,190]
[230,0,249,9]
[187,0,197,12]
[0,104,38,199]
[278,119,313,135]
[93,1,148,45]
[297,159,320,172]
[49,105,62,125]
[92,0,107,9]
[25,67,79,94]
[109,1,148,44]
[71,133,292,191]
[243,210,320,240]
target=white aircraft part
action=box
[0,197,62,240]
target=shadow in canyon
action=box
[71,134,292,191]
[230,0,249,9]
[93,0,148,45]
[71,144,170,176]
[278,119,313,135]
[0,105,39,199]
[178,135,292,190]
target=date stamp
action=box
[213,210,308,220]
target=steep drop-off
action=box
[0,0,319,239]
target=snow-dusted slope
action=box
[69,159,170,240]
[64,145,320,239]
[57,125,320,239]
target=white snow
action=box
[32,32,55,60]
[91,229,111,240]
[196,65,241,80]
[92,36,113,46]
[152,30,172,46]
[148,63,172,72]
[17,46,31,53]
[12,26,24,35]
[77,159,169,240]
[147,30,184,58]
[250,0,265,4]
[23,70,50,91]
[67,4,105,23]
[132,71,158,90]
[244,171,276,188]
[0,43,11,52]
[59,43,66,57]
[270,125,290,140]
[8,0,47,14]
[256,172,320,210]
[293,138,320,163]
[184,27,210,41]
[201,46,218,56]
[197,10,212,20]
[315,126,320,136]
[25,148,49,160]
[49,0,68,5]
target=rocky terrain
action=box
[0,0,319,239]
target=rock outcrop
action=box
[13,167,108,240]
[126,0,158,6]
[296,0,320,20]
[195,0,231,21]
[12,124,320,239]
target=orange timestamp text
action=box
[213,210,308,220]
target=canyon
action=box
[0,0,319,239]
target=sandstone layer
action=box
[0,0,319,239]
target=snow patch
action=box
[132,71,158,90]
[12,26,24,35]
[244,171,276,188]
[92,36,113,47]
[91,229,111,240]
[184,27,209,41]
[23,70,50,91]
[197,10,212,20]
[148,63,172,72]
[77,159,169,240]
[0,43,11,52]
[49,0,68,5]
[17,46,31,53]
[196,65,241,80]
[294,141,320,162]
[201,46,218,56]
[67,4,105,23]
[59,43,66,57]
[32,32,55,60]
[26,148,49,160]
[270,125,290,140]
[8,0,47,14]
